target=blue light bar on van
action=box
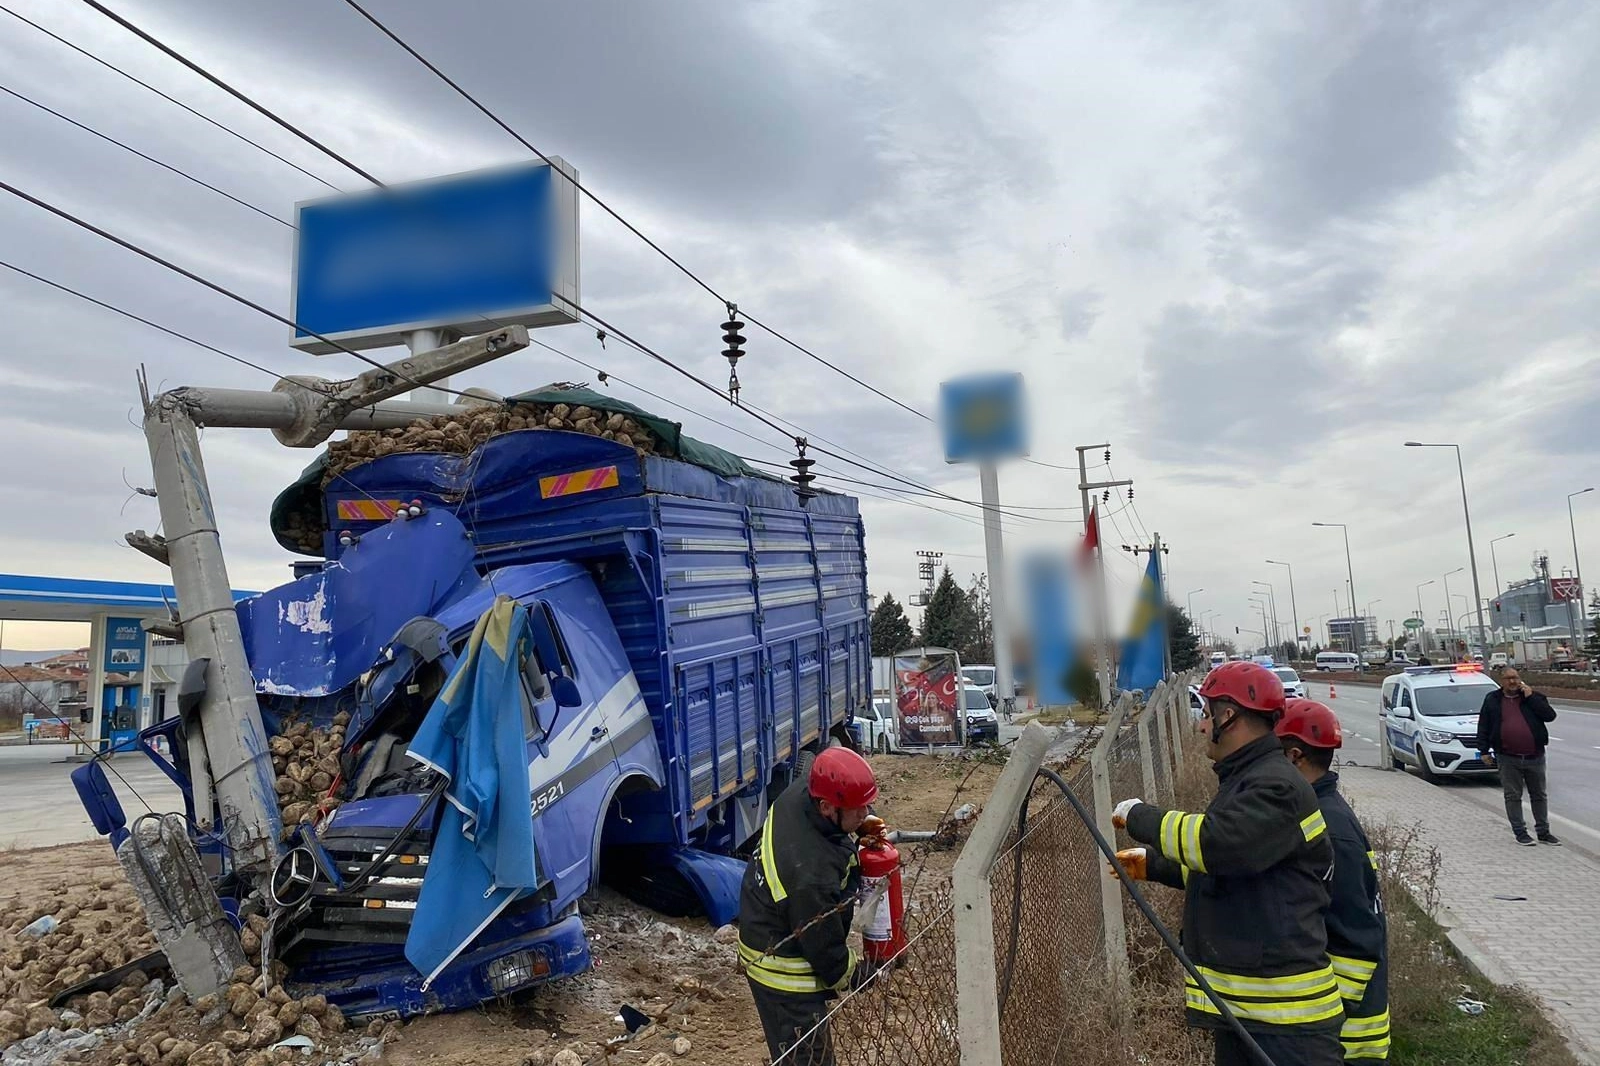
[1403,664,1485,675]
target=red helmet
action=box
[1276,698,1343,750]
[809,747,878,809]
[1198,661,1285,716]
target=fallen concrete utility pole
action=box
[131,325,529,997]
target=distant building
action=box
[1327,616,1375,650]
[1491,577,1570,634]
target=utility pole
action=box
[915,550,942,608]
[1077,445,1131,704]
[975,461,1015,716]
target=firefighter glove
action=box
[1111,797,1143,829]
[1109,847,1148,881]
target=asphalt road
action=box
[0,743,182,850]
[1312,677,1600,853]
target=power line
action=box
[0,2,338,190]
[0,259,284,379]
[0,83,292,228]
[78,0,383,186]
[0,178,501,405]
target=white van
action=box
[1315,651,1360,672]
[1379,665,1498,780]
[1208,652,1227,668]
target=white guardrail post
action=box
[1090,696,1133,1004]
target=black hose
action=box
[333,775,447,896]
[1021,766,1279,1066]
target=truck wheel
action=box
[876,735,889,755]
[794,749,816,784]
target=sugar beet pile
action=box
[279,401,665,554]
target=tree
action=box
[920,567,979,654]
[1167,602,1202,672]
[1277,640,1298,663]
[870,593,917,655]
[1065,655,1102,710]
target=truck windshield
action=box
[1415,683,1493,718]
[963,668,995,687]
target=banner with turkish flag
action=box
[893,650,961,746]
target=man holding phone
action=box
[1476,667,1560,846]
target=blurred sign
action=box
[894,650,961,746]
[291,161,580,353]
[938,373,1027,463]
[1403,618,1425,630]
[103,617,145,671]
[1551,577,1583,601]
[1303,626,1312,635]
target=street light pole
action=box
[1267,559,1301,656]
[1406,442,1489,658]
[1252,580,1279,651]
[1187,589,1204,620]
[1443,567,1463,660]
[1490,532,1516,601]
[1313,522,1361,652]
[1415,580,1434,653]
[1568,488,1594,636]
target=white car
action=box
[962,685,1000,743]
[1188,685,1205,720]
[1273,667,1307,700]
[1380,665,1498,780]
[853,697,899,754]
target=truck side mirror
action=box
[550,675,582,708]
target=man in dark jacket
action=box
[1278,699,1390,1061]
[1113,661,1343,1066]
[738,748,875,1065]
[1476,667,1560,846]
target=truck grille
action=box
[281,829,433,955]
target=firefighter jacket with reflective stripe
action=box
[1313,772,1390,1060]
[1130,732,1341,1034]
[738,778,860,995]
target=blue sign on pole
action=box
[290,160,580,353]
[104,617,145,671]
[939,373,1028,463]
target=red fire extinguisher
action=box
[858,823,907,966]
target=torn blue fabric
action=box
[404,596,540,988]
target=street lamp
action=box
[1568,488,1593,633]
[1312,523,1362,649]
[1252,580,1280,650]
[1405,442,1489,659]
[1187,589,1204,619]
[1266,559,1302,655]
[1249,598,1270,654]
[1490,532,1516,601]
[1414,580,1434,652]
[1443,567,1464,660]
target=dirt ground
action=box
[1,752,1003,1066]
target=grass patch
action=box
[1375,823,1580,1066]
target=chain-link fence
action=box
[767,672,1206,1065]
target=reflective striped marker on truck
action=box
[335,499,408,521]
[539,465,620,499]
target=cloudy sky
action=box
[2,0,1597,652]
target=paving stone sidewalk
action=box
[1338,764,1600,1064]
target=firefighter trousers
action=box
[1213,1026,1345,1066]
[748,980,835,1066]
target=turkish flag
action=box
[1080,503,1100,564]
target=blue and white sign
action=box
[939,372,1028,463]
[103,616,145,671]
[291,160,580,353]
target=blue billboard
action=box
[291,160,580,353]
[939,372,1028,463]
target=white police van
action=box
[1379,665,1498,780]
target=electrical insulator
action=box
[1102,489,1110,503]
[1104,448,1111,463]
[721,304,746,404]
[1128,487,1134,500]
[790,437,816,503]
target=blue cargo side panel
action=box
[677,651,761,813]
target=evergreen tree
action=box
[870,592,917,655]
[1167,602,1203,671]
[965,573,994,664]
[920,568,979,653]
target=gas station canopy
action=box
[0,573,257,622]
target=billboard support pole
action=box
[977,460,1015,718]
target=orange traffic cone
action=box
[1329,683,1338,700]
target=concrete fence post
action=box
[1090,698,1132,1005]
[1137,692,1159,801]
[952,723,1055,1066]
[1152,681,1172,803]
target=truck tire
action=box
[876,734,889,755]
[794,748,816,785]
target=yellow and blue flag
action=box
[1116,553,1168,694]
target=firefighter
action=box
[1111,661,1344,1066]
[1277,698,1390,1061]
[738,747,875,1065]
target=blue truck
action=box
[76,403,869,1018]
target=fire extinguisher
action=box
[858,822,907,967]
